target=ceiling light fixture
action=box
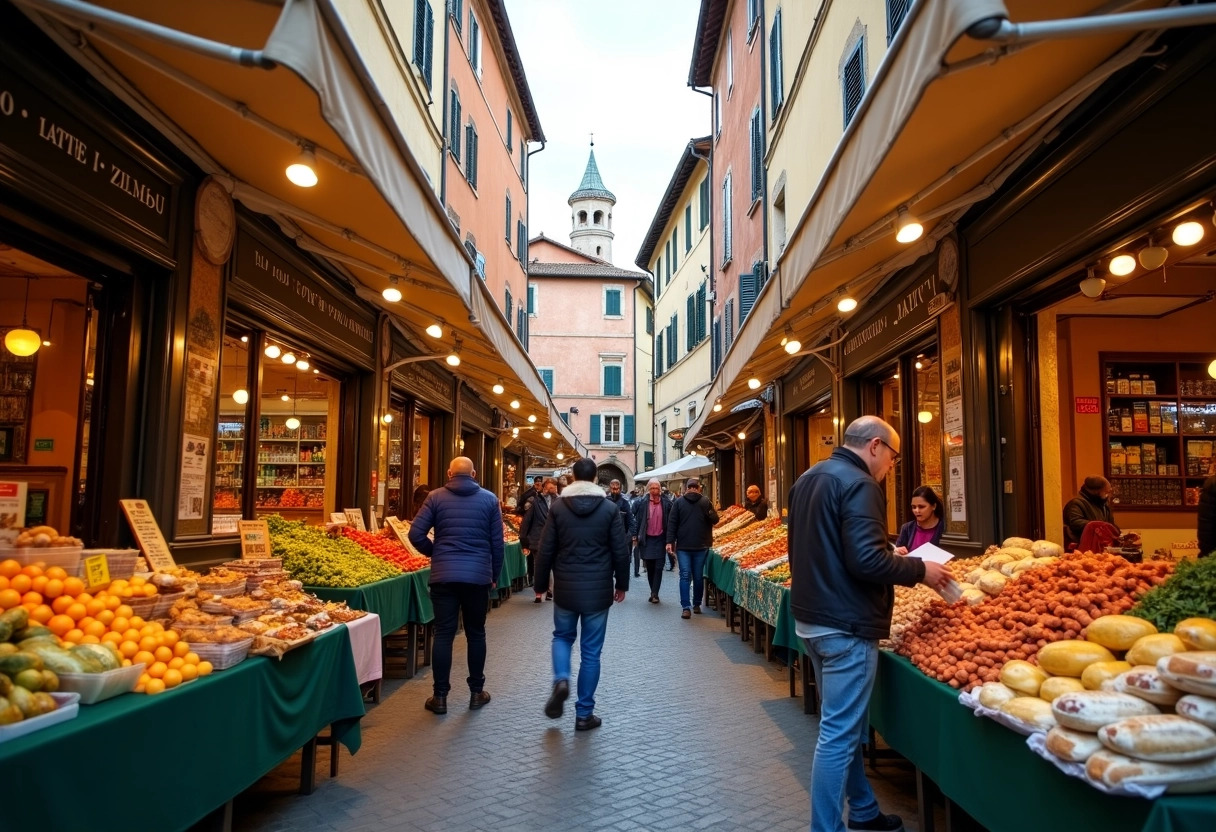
[918,410,934,424]
[296,358,310,371]
[528,414,538,423]
[426,323,443,338]
[286,145,318,188]
[782,326,801,355]
[285,416,300,430]
[313,368,320,374]
[713,399,723,412]
[382,276,403,303]
[265,344,281,359]
[4,277,40,357]
[542,428,552,439]
[282,352,297,365]
[556,451,564,460]
[510,399,520,409]
[240,335,249,343]
[492,379,505,395]
[837,294,858,313]
[1172,220,1205,247]
[1108,254,1136,278]
[747,377,761,390]
[1079,267,1106,299]
[895,207,924,244]
[446,342,461,367]
[281,393,290,402]
[382,413,393,424]
[1138,238,1169,271]
[512,427,519,436]
[42,302,53,347]
[738,430,747,440]
[232,389,249,405]
[1208,359,1216,380]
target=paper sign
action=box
[908,542,955,565]
[385,516,411,547]
[329,512,348,526]
[83,554,110,589]
[343,508,366,531]
[119,499,177,571]
[238,519,271,559]
[0,481,28,545]
[1075,396,1101,414]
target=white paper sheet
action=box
[909,542,954,564]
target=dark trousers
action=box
[430,581,490,696]
[644,559,664,596]
[525,552,535,582]
[632,543,642,575]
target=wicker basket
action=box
[121,594,158,618]
[188,638,253,671]
[197,582,246,598]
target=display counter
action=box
[0,626,365,831]
[869,651,1216,832]
[309,570,433,635]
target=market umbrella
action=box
[634,453,715,482]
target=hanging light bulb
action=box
[782,326,801,355]
[510,399,520,409]
[1208,359,1216,380]
[1108,254,1136,278]
[512,427,519,436]
[918,411,934,424]
[492,379,505,395]
[713,400,722,412]
[286,146,318,187]
[281,393,290,402]
[296,358,310,371]
[382,413,394,424]
[528,414,538,423]
[542,428,552,439]
[895,207,923,244]
[837,294,858,313]
[1138,240,1169,271]
[240,335,249,343]
[426,323,443,338]
[1079,267,1106,299]
[282,351,297,364]
[313,368,320,374]
[446,351,461,367]
[265,344,282,359]
[556,451,565,460]
[285,416,301,431]
[1172,220,1205,247]
[233,389,249,405]
[42,302,54,347]
[4,278,41,357]
[747,377,761,390]
[382,277,403,303]
[738,430,747,440]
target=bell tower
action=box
[568,140,616,262]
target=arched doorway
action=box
[596,461,630,490]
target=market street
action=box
[232,577,921,832]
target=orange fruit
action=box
[21,602,38,614]
[147,661,167,679]
[145,679,166,695]
[21,563,43,578]
[30,604,54,624]
[51,596,74,614]
[83,620,108,638]
[102,631,123,645]
[130,575,146,586]
[138,636,158,653]
[119,640,139,658]
[96,609,115,626]
[168,657,185,670]
[173,641,190,658]
[138,624,157,638]
[86,599,106,617]
[47,614,75,636]
[133,650,155,667]
[63,628,84,643]
[162,668,183,688]
[153,645,173,663]
[104,595,121,611]
[42,578,64,599]
[197,661,213,676]
[122,629,140,643]
[45,566,68,580]
[0,576,8,591]
[184,652,200,665]
[128,616,144,629]
[0,589,21,610]
[180,663,199,682]
[9,574,32,594]
[162,630,180,647]
[65,602,87,622]
[62,577,85,597]
[78,616,95,630]
[0,559,21,579]
[76,592,93,604]
[142,585,158,597]
[31,575,48,594]
[21,591,42,607]
[122,658,132,667]
[115,604,133,619]
[79,634,101,644]
[110,616,129,633]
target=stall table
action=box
[495,541,528,601]
[869,650,1216,832]
[310,570,434,679]
[0,626,365,831]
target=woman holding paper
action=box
[893,486,944,555]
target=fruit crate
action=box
[75,549,140,582]
[0,546,83,571]
[188,637,253,671]
[0,692,81,743]
[56,663,145,705]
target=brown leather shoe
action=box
[469,690,492,710]
[681,609,691,619]
[424,695,447,714]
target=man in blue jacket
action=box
[409,456,504,715]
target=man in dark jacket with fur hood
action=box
[535,458,629,731]
[666,478,719,618]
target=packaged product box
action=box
[1126,445,1142,476]
[1142,443,1156,475]
[1110,444,1126,475]
[1162,403,1178,434]
[1133,402,1149,433]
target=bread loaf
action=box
[1114,666,1183,706]
[1000,659,1047,696]
[1002,537,1034,550]
[1052,690,1160,732]
[1040,676,1087,703]
[977,681,1019,709]
[977,571,1008,595]
[998,546,1034,561]
[1046,725,1104,762]
[1000,696,1057,732]
[1126,634,1188,668]
[1175,619,1216,651]
[1037,640,1117,677]
[1156,652,1216,698]
[1086,748,1216,792]
[1030,540,1063,558]
[1082,661,1134,691]
[1177,695,1216,729]
[1098,714,1216,762]
[1085,615,1158,652]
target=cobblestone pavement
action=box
[232,573,925,832]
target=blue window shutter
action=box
[506,109,513,150]
[685,206,692,251]
[452,0,463,32]
[770,9,784,114]
[686,294,695,351]
[559,411,569,425]
[644,451,654,470]
[646,306,653,334]
[699,177,710,230]
[505,286,512,323]
[450,92,461,161]
[739,269,758,322]
[711,316,722,374]
[696,282,707,342]
[540,368,553,392]
[505,194,511,241]
[623,415,635,445]
[604,365,622,396]
[413,0,426,72]
[655,332,664,376]
[590,415,602,445]
[671,230,678,270]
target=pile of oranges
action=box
[0,559,212,695]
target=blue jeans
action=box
[677,549,708,610]
[551,604,610,718]
[802,632,880,832]
[429,582,490,696]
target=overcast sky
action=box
[504,0,709,272]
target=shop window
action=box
[213,329,251,529]
[410,408,435,518]
[384,399,405,519]
[913,347,943,502]
[866,366,904,535]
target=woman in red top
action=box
[893,486,944,555]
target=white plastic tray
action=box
[56,663,145,704]
[0,692,81,743]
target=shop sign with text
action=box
[783,359,833,412]
[843,273,951,373]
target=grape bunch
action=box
[266,515,402,587]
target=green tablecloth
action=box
[705,551,740,599]
[0,626,365,831]
[309,570,433,635]
[707,552,805,656]
[501,541,527,586]
[869,651,1216,832]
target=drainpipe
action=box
[439,0,453,205]
[758,0,771,290]
[524,139,546,349]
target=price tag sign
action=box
[329,512,348,526]
[343,508,367,531]
[238,519,271,559]
[119,499,177,571]
[83,554,110,589]
[385,516,411,547]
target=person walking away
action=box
[535,458,629,731]
[1197,460,1216,558]
[662,486,678,570]
[606,479,633,556]
[788,416,950,832]
[629,490,646,577]
[666,478,719,619]
[521,478,558,601]
[893,486,944,555]
[515,475,544,517]
[630,479,671,603]
[409,457,504,715]
[743,484,769,522]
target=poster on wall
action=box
[948,451,967,523]
[0,481,28,545]
[939,304,968,536]
[178,433,209,520]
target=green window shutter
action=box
[671,230,678,270]
[644,451,654,470]
[505,194,512,241]
[559,411,569,425]
[843,41,865,126]
[506,109,513,150]
[686,294,695,351]
[623,415,635,445]
[696,282,707,342]
[685,206,692,251]
[450,92,461,161]
[605,289,621,317]
[590,415,602,445]
[505,285,512,323]
[739,269,758,322]
[452,0,463,33]
[646,306,653,334]
[699,177,710,230]
[540,368,554,392]
[668,316,677,366]
[750,108,764,201]
[655,332,664,376]
[517,220,526,265]
[527,284,536,314]
[413,0,426,73]
[604,365,622,396]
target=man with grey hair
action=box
[788,416,950,832]
[630,478,672,602]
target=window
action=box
[726,30,734,94]
[643,450,654,470]
[699,176,710,230]
[887,0,912,44]
[516,306,526,344]
[750,107,764,201]
[527,283,537,315]
[596,246,603,256]
[695,281,707,344]
[449,88,461,162]
[655,331,665,376]
[653,258,661,293]
[688,402,697,426]
[504,193,512,242]
[623,415,635,445]
[667,315,678,366]
[725,298,735,349]
[413,0,434,90]
[685,206,692,251]
[711,315,722,375]
[464,120,479,188]
[559,411,570,425]
[659,420,667,464]
[645,306,653,334]
[714,91,722,138]
[671,229,678,271]
[452,0,463,34]
[747,0,760,34]
[739,266,760,323]
[506,109,513,151]
[539,368,554,393]
[516,219,526,266]
[722,172,733,265]
[686,294,696,351]
[594,210,604,225]
[842,39,865,127]
[770,8,784,117]
[505,285,513,324]
[604,287,622,317]
[520,139,527,182]
[468,9,482,76]
[603,415,622,444]
[602,364,623,396]
[578,210,587,225]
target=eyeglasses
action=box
[878,439,901,463]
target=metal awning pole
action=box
[969,4,1216,44]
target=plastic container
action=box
[0,692,81,743]
[188,638,253,671]
[0,546,83,571]
[56,663,145,704]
